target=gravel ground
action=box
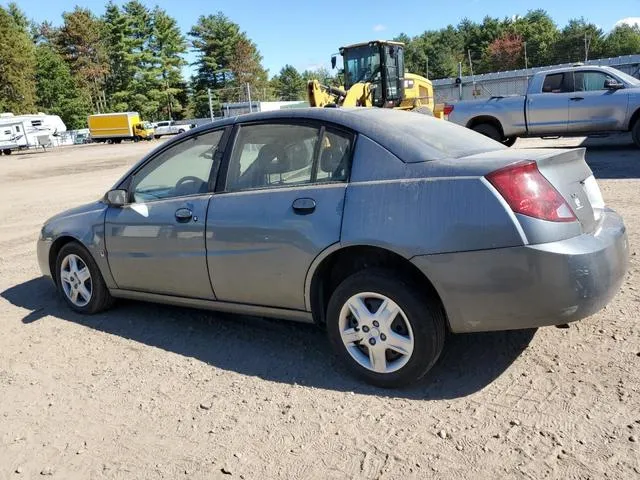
[0,135,638,479]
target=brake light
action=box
[486,161,576,222]
[443,104,454,116]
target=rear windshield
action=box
[355,109,506,161]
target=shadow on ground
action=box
[2,277,536,400]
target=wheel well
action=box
[466,116,504,136]
[629,108,640,131]
[309,245,447,328]
[48,236,77,282]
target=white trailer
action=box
[0,113,67,155]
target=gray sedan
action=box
[37,108,628,387]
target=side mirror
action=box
[105,189,127,207]
[604,78,624,90]
[331,55,337,69]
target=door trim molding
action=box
[110,289,314,323]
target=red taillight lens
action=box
[486,161,576,222]
[443,104,454,116]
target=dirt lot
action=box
[0,135,639,479]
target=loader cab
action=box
[338,40,405,108]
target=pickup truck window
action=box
[574,71,617,92]
[542,73,573,93]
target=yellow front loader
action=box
[307,40,440,117]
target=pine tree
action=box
[0,6,36,113]
[35,44,91,128]
[150,7,187,120]
[271,65,306,101]
[103,1,135,111]
[56,7,108,112]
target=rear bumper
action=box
[412,209,629,333]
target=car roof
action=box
[191,108,448,163]
[538,65,619,76]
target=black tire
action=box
[133,135,140,143]
[154,135,160,139]
[632,119,640,148]
[178,129,185,134]
[326,269,446,388]
[3,149,12,155]
[114,139,122,144]
[472,123,502,142]
[55,241,114,314]
[413,106,434,116]
[502,136,518,147]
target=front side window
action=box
[130,129,225,203]
[225,124,320,191]
[574,71,617,91]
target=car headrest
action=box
[257,144,290,174]
[320,147,343,173]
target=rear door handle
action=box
[292,198,316,215]
[570,97,584,101]
[175,208,193,222]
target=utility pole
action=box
[426,56,429,79]
[524,42,528,70]
[246,83,252,113]
[584,32,590,62]
[207,88,214,122]
[458,62,463,101]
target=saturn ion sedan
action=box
[37,108,628,387]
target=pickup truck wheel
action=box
[178,129,185,134]
[326,268,446,388]
[3,149,12,155]
[632,119,640,148]
[472,123,502,142]
[502,137,517,147]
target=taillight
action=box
[443,104,454,116]
[486,161,576,222]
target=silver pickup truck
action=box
[447,65,640,148]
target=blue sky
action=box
[10,0,640,77]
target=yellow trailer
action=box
[88,112,154,143]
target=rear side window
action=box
[542,73,573,93]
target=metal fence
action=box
[432,54,640,103]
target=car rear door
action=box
[526,72,572,135]
[105,128,228,299]
[205,121,353,310]
[567,70,629,132]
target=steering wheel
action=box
[175,175,206,194]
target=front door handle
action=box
[292,198,316,215]
[570,97,585,101]
[175,208,193,222]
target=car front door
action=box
[206,122,353,310]
[105,128,228,299]
[568,70,629,132]
[526,72,572,135]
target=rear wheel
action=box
[326,269,446,388]
[55,242,113,314]
[3,149,12,155]
[472,123,502,142]
[632,119,640,148]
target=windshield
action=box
[611,68,640,86]
[343,45,381,89]
[142,122,153,129]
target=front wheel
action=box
[632,119,640,148]
[56,242,114,314]
[502,136,518,147]
[326,269,446,388]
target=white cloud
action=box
[373,24,387,32]
[614,17,640,28]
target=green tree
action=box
[0,6,36,113]
[271,65,306,100]
[507,10,558,68]
[189,12,267,116]
[102,1,135,111]
[604,24,640,57]
[56,7,108,112]
[150,7,188,119]
[35,44,91,128]
[7,2,28,32]
[552,18,605,64]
